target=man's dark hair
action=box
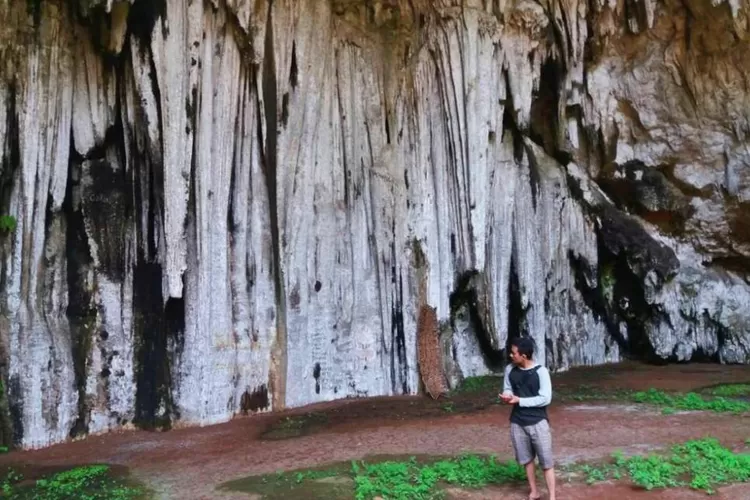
[510,337,535,360]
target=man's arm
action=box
[518,367,552,407]
[501,364,514,396]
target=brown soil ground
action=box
[3,361,750,499]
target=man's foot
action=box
[528,494,541,500]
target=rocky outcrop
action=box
[0,0,749,449]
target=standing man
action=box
[499,337,556,500]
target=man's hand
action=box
[499,392,518,405]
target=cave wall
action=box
[0,0,749,449]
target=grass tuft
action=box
[222,454,525,499]
[575,438,750,495]
[632,388,750,414]
[708,384,750,398]
[1,464,144,499]
[351,455,525,499]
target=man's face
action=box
[509,345,524,365]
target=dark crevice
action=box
[281,92,289,128]
[0,81,19,449]
[569,252,607,320]
[384,110,391,145]
[449,271,505,370]
[569,230,665,363]
[390,250,409,394]
[127,39,178,428]
[529,58,564,162]
[313,362,321,394]
[506,256,528,346]
[0,82,19,215]
[227,118,238,235]
[596,160,694,236]
[501,72,525,163]
[708,312,729,362]
[702,256,750,277]
[334,48,351,209]
[133,264,174,430]
[566,166,690,364]
[289,41,298,89]
[261,2,283,311]
[6,376,22,448]
[80,132,129,282]
[65,149,96,440]
[240,385,269,414]
[127,0,167,51]
[623,0,648,33]
[261,0,288,407]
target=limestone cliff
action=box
[0,0,749,449]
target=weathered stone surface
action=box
[0,0,750,449]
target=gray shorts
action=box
[510,420,554,469]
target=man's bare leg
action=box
[524,461,540,499]
[543,467,556,500]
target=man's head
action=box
[508,337,535,366]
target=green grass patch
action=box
[557,384,634,403]
[572,438,750,495]
[632,388,750,414]
[220,454,526,499]
[707,384,750,398]
[1,464,146,499]
[554,385,750,413]
[451,375,501,394]
[352,455,525,499]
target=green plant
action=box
[709,384,750,398]
[222,454,525,499]
[0,215,16,234]
[452,376,500,394]
[351,454,525,499]
[560,385,634,403]
[598,264,616,304]
[580,438,750,495]
[632,388,750,414]
[1,464,143,499]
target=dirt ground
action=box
[3,361,750,499]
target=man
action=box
[499,337,555,500]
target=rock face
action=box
[0,0,749,449]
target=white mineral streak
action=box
[9,2,78,449]
[277,2,407,405]
[85,275,136,433]
[123,34,164,259]
[177,4,243,423]
[72,25,116,157]
[150,0,203,299]
[227,66,276,412]
[1,0,750,449]
[523,142,617,368]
